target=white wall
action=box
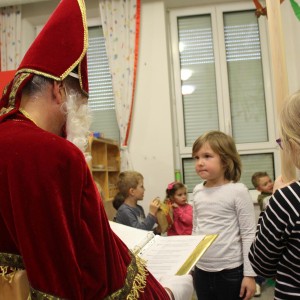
[18,0,300,212]
[130,1,175,204]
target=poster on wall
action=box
[0,70,16,95]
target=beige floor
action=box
[255,281,275,299]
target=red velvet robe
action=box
[0,113,169,299]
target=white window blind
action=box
[178,15,219,147]
[87,26,119,141]
[224,11,268,144]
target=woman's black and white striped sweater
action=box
[249,181,300,299]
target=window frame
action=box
[169,2,281,190]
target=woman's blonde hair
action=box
[280,90,300,155]
[192,130,241,182]
[117,171,144,198]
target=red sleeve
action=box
[168,205,193,236]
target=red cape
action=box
[0,114,169,299]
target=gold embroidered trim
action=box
[0,106,14,116]
[8,73,32,107]
[0,252,25,269]
[19,108,38,125]
[0,251,147,300]
[0,252,25,283]
[104,251,148,300]
[0,253,64,300]
[30,287,66,300]
[63,0,88,96]
[15,69,61,82]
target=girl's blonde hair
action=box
[117,171,144,198]
[280,90,300,155]
[192,130,241,182]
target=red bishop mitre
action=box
[0,0,88,116]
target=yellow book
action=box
[109,221,217,278]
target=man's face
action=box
[257,176,274,194]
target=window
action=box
[170,3,279,191]
[87,26,119,141]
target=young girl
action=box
[165,181,193,236]
[192,130,256,300]
[114,171,161,232]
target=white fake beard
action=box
[65,90,92,162]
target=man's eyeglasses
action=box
[276,138,283,149]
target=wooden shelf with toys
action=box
[87,135,120,220]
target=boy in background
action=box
[251,172,274,212]
[251,171,274,296]
[114,171,161,233]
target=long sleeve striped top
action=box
[249,181,300,299]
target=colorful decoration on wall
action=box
[253,0,285,18]
[290,0,300,20]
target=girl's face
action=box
[193,142,227,187]
[171,187,187,206]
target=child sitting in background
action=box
[114,171,161,233]
[112,192,125,211]
[165,181,193,236]
[251,171,274,211]
[251,171,274,297]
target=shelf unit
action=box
[88,137,120,220]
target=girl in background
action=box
[165,181,193,236]
[192,130,256,300]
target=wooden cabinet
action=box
[88,137,120,220]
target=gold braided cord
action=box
[8,73,32,107]
[19,108,38,125]
[0,106,14,116]
[15,69,61,82]
[0,252,25,269]
[0,266,19,283]
[71,0,88,95]
[30,287,66,300]
[0,252,25,284]
[0,251,148,299]
[105,251,148,300]
[61,0,88,83]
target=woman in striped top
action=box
[249,90,300,299]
